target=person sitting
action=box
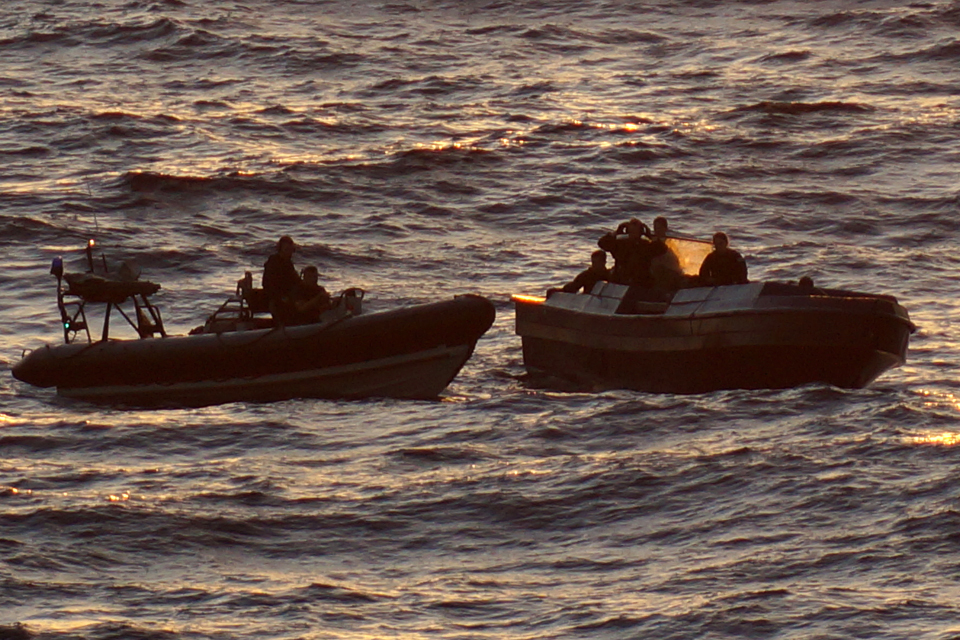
[262,235,300,325]
[291,266,332,325]
[698,231,748,286]
[597,218,657,287]
[547,250,611,297]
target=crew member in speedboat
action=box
[649,216,684,292]
[598,218,659,287]
[652,216,671,241]
[262,235,300,324]
[291,265,333,325]
[547,249,611,297]
[698,231,748,286]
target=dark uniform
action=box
[598,234,659,288]
[262,253,300,324]
[291,280,332,325]
[561,265,612,294]
[699,248,748,286]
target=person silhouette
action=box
[262,235,300,325]
[698,232,748,286]
[598,218,655,287]
[548,249,611,296]
[291,265,332,325]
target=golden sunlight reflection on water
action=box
[917,388,960,412]
[905,389,960,446]
[908,432,960,447]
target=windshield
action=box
[665,236,713,276]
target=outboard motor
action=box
[342,288,364,315]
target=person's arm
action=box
[297,287,331,311]
[598,232,616,252]
[314,287,332,310]
[261,257,278,297]
[736,252,748,283]
[699,253,714,282]
[561,271,588,293]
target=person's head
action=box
[277,235,296,258]
[653,217,668,238]
[590,249,607,269]
[712,232,729,250]
[301,265,319,285]
[626,218,644,239]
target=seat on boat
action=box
[190,273,274,334]
[237,271,269,314]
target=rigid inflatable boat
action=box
[12,255,495,407]
[514,238,914,394]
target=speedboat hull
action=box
[514,282,914,394]
[13,295,496,407]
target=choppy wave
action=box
[736,100,875,115]
[2,0,960,638]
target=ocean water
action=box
[2,1,960,638]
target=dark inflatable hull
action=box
[514,282,914,394]
[13,295,496,407]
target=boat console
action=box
[192,271,365,335]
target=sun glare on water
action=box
[910,432,960,447]
[905,390,960,446]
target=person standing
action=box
[652,216,669,241]
[262,235,300,325]
[598,218,656,287]
[649,216,683,292]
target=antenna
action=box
[84,178,103,274]
[87,180,101,239]
[86,238,96,273]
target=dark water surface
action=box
[2,1,960,638]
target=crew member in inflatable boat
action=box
[262,235,300,324]
[699,231,748,286]
[292,265,333,325]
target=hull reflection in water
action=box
[513,282,914,394]
[13,295,496,408]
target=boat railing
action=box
[193,273,365,335]
[237,271,270,314]
[191,271,273,334]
